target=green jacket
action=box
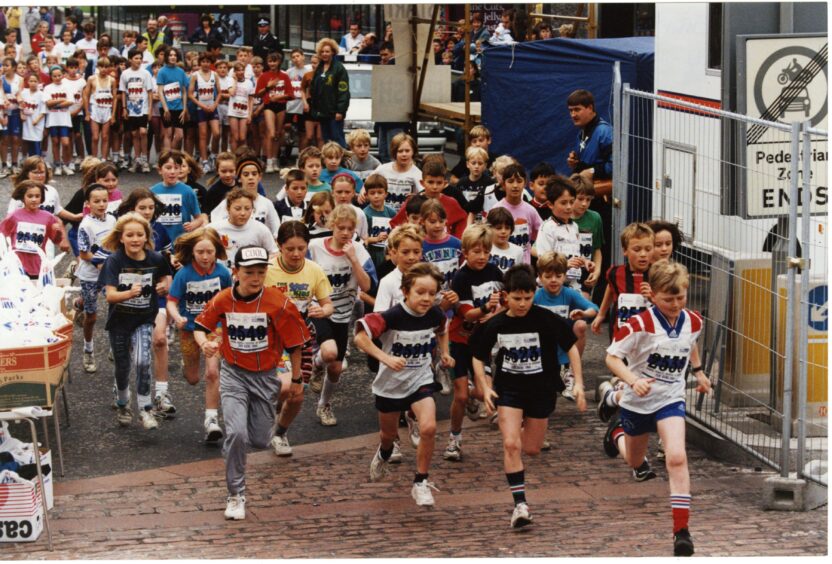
[310,60,350,119]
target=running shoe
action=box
[369,445,390,482]
[116,405,133,427]
[0,166,9,178]
[120,157,131,171]
[442,435,462,461]
[511,502,533,528]
[632,458,657,482]
[141,160,151,173]
[154,393,177,418]
[264,159,276,174]
[129,159,139,173]
[561,366,575,400]
[603,412,622,458]
[490,411,499,429]
[11,165,21,176]
[411,479,438,506]
[405,411,420,448]
[597,380,618,422]
[389,439,403,463]
[140,409,159,430]
[82,351,96,373]
[64,163,75,175]
[271,434,293,456]
[309,361,325,394]
[317,403,337,426]
[541,439,552,451]
[673,528,694,556]
[53,165,62,177]
[224,494,246,520]
[466,395,481,422]
[204,416,223,443]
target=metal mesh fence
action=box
[614,83,828,486]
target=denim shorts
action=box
[620,401,686,436]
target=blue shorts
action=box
[620,401,686,436]
[450,342,473,380]
[375,383,439,413]
[195,108,219,123]
[80,279,103,315]
[49,125,71,138]
[3,111,21,136]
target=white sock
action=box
[84,339,94,353]
[606,389,620,407]
[137,394,152,411]
[155,381,168,399]
[205,408,218,421]
[319,375,338,407]
[313,351,323,369]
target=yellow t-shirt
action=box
[265,257,332,316]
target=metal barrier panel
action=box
[616,86,828,486]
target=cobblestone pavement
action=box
[4,401,827,558]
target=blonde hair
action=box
[326,203,357,229]
[321,141,346,160]
[388,224,423,250]
[465,146,488,162]
[536,251,568,275]
[469,125,491,141]
[620,222,654,250]
[316,37,340,57]
[79,156,102,188]
[648,259,689,295]
[102,213,154,252]
[460,223,494,253]
[490,155,518,181]
[173,227,227,265]
[346,128,371,147]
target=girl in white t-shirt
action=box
[18,74,46,157]
[216,60,234,154]
[371,132,422,213]
[227,62,253,152]
[208,188,277,269]
[43,66,74,176]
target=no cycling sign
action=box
[740,34,828,218]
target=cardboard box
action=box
[0,336,71,410]
[0,474,44,543]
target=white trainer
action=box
[411,479,439,506]
[317,403,337,426]
[511,502,533,528]
[82,351,96,373]
[116,405,133,426]
[140,409,159,430]
[271,434,293,456]
[369,446,390,482]
[442,434,462,461]
[389,439,403,463]
[224,494,246,520]
[204,416,223,443]
[405,411,420,448]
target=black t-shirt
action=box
[204,179,234,217]
[450,151,494,182]
[65,188,86,227]
[473,305,576,393]
[455,173,493,214]
[98,248,172,332]
[188,181,208,213]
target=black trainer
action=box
[632,458,657,482]
[673,528,694,556]
[603,412,622,458]
[597,381,619,423]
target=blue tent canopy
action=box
[481,37,654,179]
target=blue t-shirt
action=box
[168,262,232,331]
[422,235,462,291]
[156,65,189,112]
[320,167,361,191]
[534,286,598,364]
[364,204,397,248]
[151,181,202,243]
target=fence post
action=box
[612,63,622,265]
[779,121,800,477]
[613,83,631,267]
[796,120,812,478]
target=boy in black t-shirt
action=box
[473,264,587,529]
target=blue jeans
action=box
[375,122,407,163]
[109,324,154,410]
[319,117,346,148]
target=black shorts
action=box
[311,318,349,361]
[450,342,473,380]
[162,109,184,129]
[125,115,148,132]
[375,383,440,413]
[303,111,318,123]
[495,384,557,419]
[71,114,83,133]
[264,102,286,114]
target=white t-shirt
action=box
[489,242,525,273]
[210,194,280,239]
[286,65,309,114]
[374,268,404,313]
[308,236,373,323]
[51,42,76,65]
[42,82,73,128]
[3,74,23,111]
[19,88,46,141]
[75,38,99,63]
[535,218,583,284]
[64,76,86,115]
[373,162,422,213]
[218,74,234,108]
[208,218,278,268]
[119,67,153,117]
[228,78,254,118]
[77,214,117,282]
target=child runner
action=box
[194,245,310,520]
[99,213,172,430]
[300,54,322,149]
[274,168,308,224]
[264,221,334,456]
[371,132,421,213]
[43,65,74,175]
[8,156,75,244]
[454,146,492,217]
[150,149,206,243]
[445,223,504,460]
[209,157,279,238]
[330,173,368,241]
[526,162,554,222]
[0,180,63,279]
[468,154,514,223]
[491,163,541,263]
[118,48,153,172]
[204,151,239,215]
[77,183,117,373]
[1,56,23,176]
[363,173,396,270]
[297,145,329,199]
[308,205,376,425]
[64,58,87,166]
[355,262,454,507]
[601,260,710,556]
[167,227,233,443]
[449,124,493,184]
[216,60,233,153]
[156,48,189,152]
[188,53,220,173]
[84,56,116,158]
[254,52,292,173]
[390,157,467,239]
[180,152,208,213]
[320,141,360,187]
[227,62,253,152]
[286,49,308,150]
[473,264,587,528]
[485,207,525,274]
[209,188,277,269]
[646,220,682,263]
[571,172,604,300]
[303,191,335,241]
[419,199,462,303]
[18,72,46,157]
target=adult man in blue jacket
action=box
[567,89,612,180]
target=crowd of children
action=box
[1,66,707,554]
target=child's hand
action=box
[155,280,169,297]
[590,316,603,334]
[585,260,596,273]
[129,283,143,298]
[342,241,357,261]
[174,316,187,330]
[59,239,70,252]
[307,302,325,318]
[570,309,585,320]
[440,290,459,310]
[440,353,455,369]
[573,384,587,411]
[356,189,367,205]
[695,371,712,395]
[483,386,499,414]
[567,256,583,269]
[567,151,579,169]
[378,231,388,242]
[487,291,501,311]
[183,221,196,232]
[632,377,654,397]
[382,353,406,371]
[201,340,220,358]
[640,281,653,301]
[585,269,600,286]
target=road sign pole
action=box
[796,120,812,477]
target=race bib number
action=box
[184,277,222,315]
[579,233,594,259]
[542,304,570,319]
[642,341,690,383]
[117,272,154,309]
[509,222,530,248]
[163,83,182,102]
[555,240,582,280]
[325,263,352,296]
[617,293,650,328]
[497,333,543,374]
[157,193,183,225]
[95,92,114,107]
[226,312,268,352]
[471,281,501,309]
[15,222,46,253]
[230,95,249,114]
[198,84,215,103]
[127,78,145,103]
[291,79,302,99]
[489,251,517,273]
[390,329,436,369]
